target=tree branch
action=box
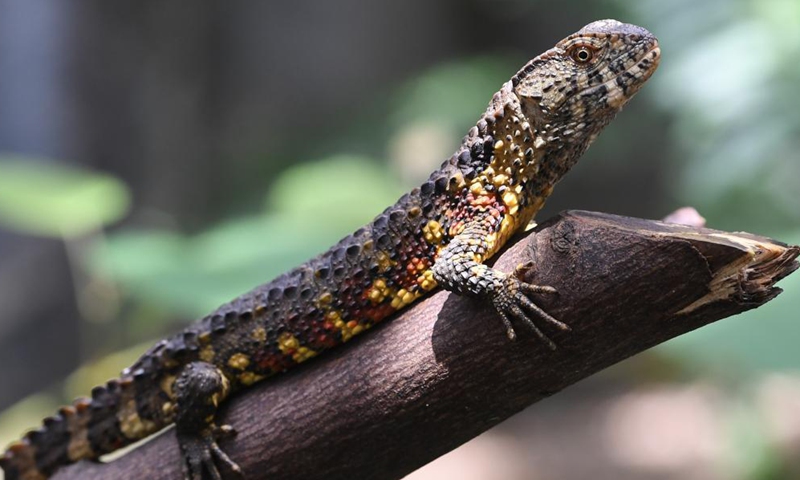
[53,210,800,480]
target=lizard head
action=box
[512,19,660,153]
[432,20,660,235]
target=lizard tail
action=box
[1,377,152,480]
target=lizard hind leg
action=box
[173,362,242,480]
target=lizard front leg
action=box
[173,362,242,480]
[431,220,570,349]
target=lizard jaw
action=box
[604,43,661,110]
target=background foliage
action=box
[0,1,798,479]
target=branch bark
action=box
[53,210,800,480]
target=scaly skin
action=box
[1,19,660,480]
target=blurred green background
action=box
[0,1,798,479]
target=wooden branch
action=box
[53,210,799,480]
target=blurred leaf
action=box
[63,341,155,399]
[389,56,519,133]
[724,399,786,480]
[88,219,327,317]
[753,0,800,47]
[265,154,404,228]
[0,156,130,238]
[0,343,160,458]
[382,57,523,183]
[632,0,800,230]
[657,21,774,126]
[90,155,403,318]
[0,394,60,452]
[91,230,186,281]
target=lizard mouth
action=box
[632,43,661,82]
[600,41,661,109]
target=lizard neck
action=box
[453,83,560,247]
[455,80,613,242]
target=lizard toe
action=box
[178,429,241,480]
[491,275,568,349]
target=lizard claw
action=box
[179,428,242,480]
[213,424,237,441]
[492,271,569,349]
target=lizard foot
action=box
[178,425,242,480]
[492,265,569,349]
[174,362,242,480]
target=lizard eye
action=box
[568,45,595,64]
